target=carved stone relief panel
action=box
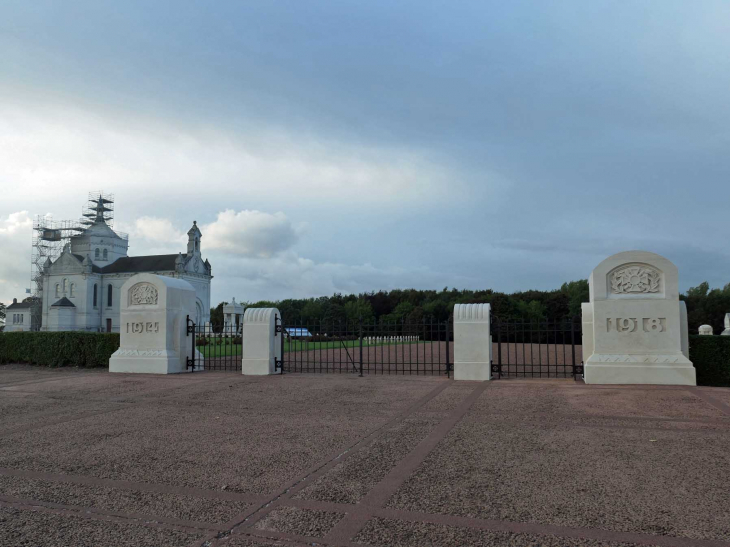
[609,264,662,295]
[129,283,158,306]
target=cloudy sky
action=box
[1,1,729,306]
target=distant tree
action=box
[300,299,325,323]
[392,301,415,322]
[0,302,5,329]
[322,301,346,325]
[344,298,375,324]
[515,300,547,321]
[682,282,730,334]
[248,300,277,308]
[210,301,227,331]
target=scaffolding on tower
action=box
[29,192,117,331]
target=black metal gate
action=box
[279,317,452,376]
[490,316,583,379]
[186,316,242,372]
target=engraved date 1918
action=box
[607,318,666,333]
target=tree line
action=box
[208,280,730,335]
[211,281,591,328]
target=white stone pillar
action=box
[582,251,696,385]
[722,313,730,336]
[698,325,713,335]
[241,308,282,375]
[109,273,197,374]
[454,303,491,381]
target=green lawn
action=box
[197,338,241,358]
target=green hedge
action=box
[0,332,120,368]
[689,335,730,387]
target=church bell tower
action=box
[187,221,202,257]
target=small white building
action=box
[223,298,244,334]
[40,199,212,332]
[5,298,32,332]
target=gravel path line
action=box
[213,381,451,544]
[322,381,489,544]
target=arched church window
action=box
[93,284,98,307]
[103,249,108,260]
[95,248,100,259]
[107,284,113,307]
[55,284,60,297]
[62,278,67,293]
[70,283,75,297]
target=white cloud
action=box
[201,209,298,258]
[0,211,33,303]
[130,217,185,244]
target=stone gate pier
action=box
[582,251,696,385]
[109,273,198,374]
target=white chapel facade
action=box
[40,200,212,332]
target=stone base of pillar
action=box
[109,350,188,374]
[584,357,696,385]
[454,361,492,381]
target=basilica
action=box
[39,200,212,332]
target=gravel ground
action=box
[294,411,441,504]
[387,411,730,541]
[1,364,728,547]
[0,475,249,524]
[253,506,344,538]
[354,517,656,547]
[420,384,475,412]
[0,372,438,494]
[0,505,201,547]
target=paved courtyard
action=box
[0,365,729,547]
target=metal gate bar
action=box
[491,316,583,379]
[186,316,242,372]
[280,317,452,376]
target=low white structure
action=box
[5,299,32,332]
[241,308,282,375]
[582,251,696,385]
[453,303,492,381]
[109,273,198,374]
[223,298,244,333]
[698,324,714,336]
[722,314,730,336]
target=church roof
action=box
[100,254,179,274]
[7,300,31,309]
[73,219,124,241]
[51,297,75,308]
[72,255,103,272]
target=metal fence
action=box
[280,317,452,376]
[490,316,583,379]
[186,317,242,372]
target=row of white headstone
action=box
[698,316,730,336]
[364,336,419,343]
[109,251,708,385]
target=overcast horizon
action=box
[1,1,729,307]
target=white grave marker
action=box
[698,324,713,336]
